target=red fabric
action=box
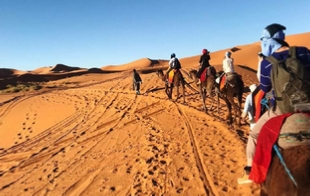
[220,74,226,90]
[200,68,207,82]
[249,113,294,184]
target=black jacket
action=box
[199,54,211,69]
[133,72,142,83]
[197,54,211,77]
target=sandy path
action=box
[0,71,260,196]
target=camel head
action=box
[188,69,197,80]
[156,69,165,81]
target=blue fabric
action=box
[259,47,310,106]
[243,94,254,121]
[260,29,285,57]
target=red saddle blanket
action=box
[248,112,310,183]
[200,68,207,82]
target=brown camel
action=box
[216,71,244,125]
[156,69,185,103]
[260,145,310,196]
[188,67,219,113]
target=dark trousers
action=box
[134,82,140,93]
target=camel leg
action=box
[165,84,170,99]
[228,96,240,126]
[222,96,232,124]
[207,88,214,111]
[169,85,173,99]
[175,82,179,101]
[206,81,215,111]
[216,92,220,114]
[200,85,207,112]
[182,82,185,103]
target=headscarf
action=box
[260,24,286,57]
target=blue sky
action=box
[1,0,309,71]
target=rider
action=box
[223,51,235,75]
[221,51,237,86]
[132,69,142,95]
[238,23,310,184]
[165,53,181,82]
[241,84,258,130]
[196,49,211,85]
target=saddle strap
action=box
[279,131,310,141]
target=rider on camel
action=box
[165,53,181,82]
[238,23,310,184]
[196,49,211,85]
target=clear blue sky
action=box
[1,0,309,71]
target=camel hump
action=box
[278,113,310,149]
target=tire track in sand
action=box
[175,103,219,196]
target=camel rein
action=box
[273,145,298,188]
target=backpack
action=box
[266,46,310,113]
[173,58,182,69]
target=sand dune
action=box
[182,32,310,71]
[0,68,29,78]
[102,58,168,71]
[0,32,310,196]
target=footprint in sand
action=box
[178,167,184,172]
[53,167,59,173]
[176,187,183,194]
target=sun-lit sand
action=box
[0,32,309,196]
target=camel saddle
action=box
[167,69,180,84]
[250,112,310,184]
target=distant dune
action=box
[101,58,168,71]
[50,64,84,72]
[180,32,310,71]
[1,32,309,90]
[0,68,28,78]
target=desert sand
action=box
[0,32,309,196]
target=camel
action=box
[260,145,310,196]
[188,67,219,113]
[216,71,244,125]
[156,69,185,103]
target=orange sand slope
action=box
[0,32,309,196]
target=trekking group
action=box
[132,23,310,191]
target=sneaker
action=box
[237,173,253,184]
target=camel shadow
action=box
[235,129,248,144]
[145,87,166,93]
